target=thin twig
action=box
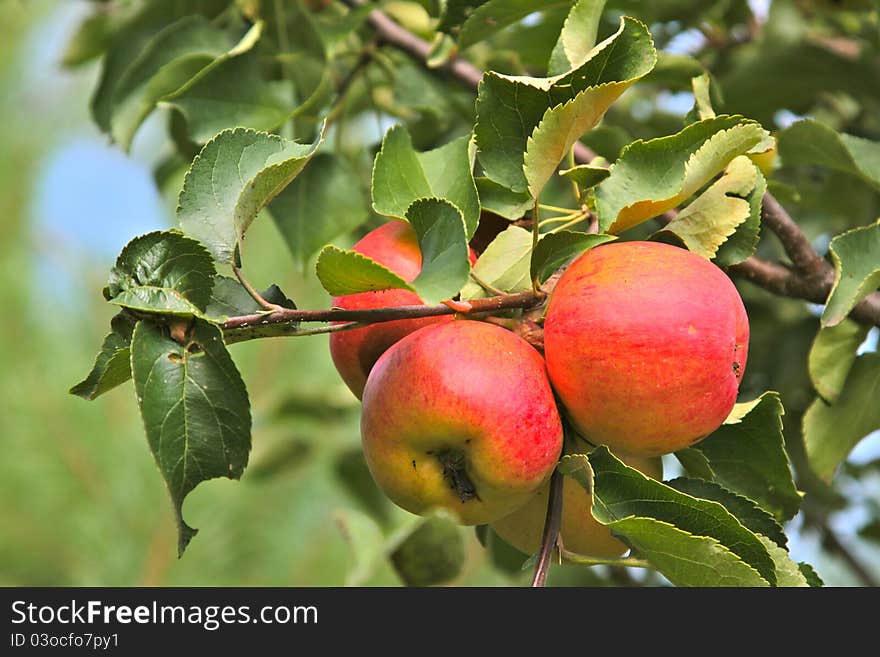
[531,469,564,587]
[223,289,543,327]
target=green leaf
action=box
[203,276,262,321]
[177,126,324,264]
[677,392,801,521]
[798,562,824,587]
[803,353,880,482]
[652,156,763,260]
[604,517,770,587]
[557,163,610,191]
[687,72,716,123]
[666,478,787,549]
[407,198,472,305]
[475,178,533,220]
[437,1,489,34]
[547,0,606,76]
[714,157,767,267]
[104,230,216,316]
[475,16,656,194]
[777,119,880,191]
[62,8,121,68]
[90,0,199,132]
[371,127,480,238]
[809,320,870,403]
[530,231,616,284]
[130,319,251,556]
[457,0,573,49]
[760,536,811,587]
[161,49,292,144]
[594,116,769,233]
[524,18,658,198]
[109,17,261,151]
[315,246,413,297]
[460,226,533,300]
[587,446,777,585]
[70,313,137,400]
[821,219,880,328]
[269,153,368,269]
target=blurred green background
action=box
[2,0,879,587]
[0,0,519,586]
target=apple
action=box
[491,450,662,558]
[360,320,564,525]
[543,241,749,457]
[329,220,463,399]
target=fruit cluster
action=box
[330,220,750,559]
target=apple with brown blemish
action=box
[543,240,749,457]
[360,320,564,525]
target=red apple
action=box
[543,241,749,457]
[329,220,462,399]
[360,320,564,525]
[491,451,663,558]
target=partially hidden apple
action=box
[360,320,564,525]
[330,220,473,399]
[543,241,749,457]
[491,450,662,558]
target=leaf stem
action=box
[539,203,579,214]
[532,197,541,293]
[538,212,584,227]
[547,213,589,234]
[560,552,654,570]
[567,146,581,203]
[469,271,506,297]
[232,265,283,313]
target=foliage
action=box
[35,0,880,586]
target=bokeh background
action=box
[2,0,879,587]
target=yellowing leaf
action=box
[594,116,768,234]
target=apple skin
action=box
[360,320,564,525]
[543,241,749,457]
[491,451,663,558]
[329,221,458,399]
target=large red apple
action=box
[543,241,749,457]
[491,451,662,558]
[360,320,564,525]
[329,220,454,399]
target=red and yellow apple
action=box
[329,220,467,399]
[360,320,564,525]
[543,241,749,457]
[491,451,663,558]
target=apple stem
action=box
[531,468,564,587]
